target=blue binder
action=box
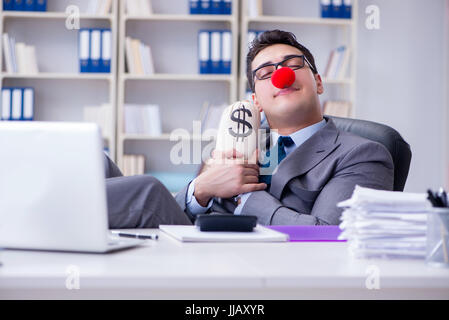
[222,0,231,15]
[342,0,352,19]
[210,0,221,14]
[13,0,25,10]
[331,0,343,18]
[320,0,332,18]
[221,30,232,74]
[34,0,46,11]
[10,87,23,121]
[24,0,33,11]
[79,29,91,73]
[89,29,102,73]
[1,88,12,121]
[100,29,112,73]
[4,0,14,10]
[22,87,34,121]
[189,0,201,14]
[198,30,211,74]
[210,30,221,74]
[200,0,210,14]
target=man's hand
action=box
[194,149,267,207]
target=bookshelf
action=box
[239,0,358,117]
[0,0,119,160]
[116,0,239,189]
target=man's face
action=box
[251,44,323,128]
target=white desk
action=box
[0,228,448,299]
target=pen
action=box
[117,232,158,240]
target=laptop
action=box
[0,121,143,253]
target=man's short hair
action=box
[246,29,318,92]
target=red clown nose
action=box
[271,67,295,89]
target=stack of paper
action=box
[338,185,431,259]
[3,33,39,74]
[124,104,162,136]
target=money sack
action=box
[215,100,260,160]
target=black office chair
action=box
[327,115,412,191]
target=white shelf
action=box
[1,72,113,81]
[0,1,119,161]
[124,13,234,22]
[123,73,233,82]
[2,11,113,20]
[247,15,354,26]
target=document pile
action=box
[338,186,431,259]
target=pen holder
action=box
[426,208,449,268]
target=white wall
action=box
[355,0,446,192]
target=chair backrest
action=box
[327,116,412,191]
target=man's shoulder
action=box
[332,127,393,164]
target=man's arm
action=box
[239,142,394,225]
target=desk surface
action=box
[1,228,448,299]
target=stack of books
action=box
[189,0,232,15]
[125,0,152,16]
[123,104,162,136]
[123,154,146,176]
[198,30,232,74]
[83,104,113,139]
[86,0,112,15]
[3,0,47,11]
[338,185,431,259]
[125,37,155,75]
[322,100,351,117]
[2,33,38,74]
[323,46,351,80]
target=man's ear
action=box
[252,92,263,112]
[315,74,324,95]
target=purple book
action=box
[266,225,346,242]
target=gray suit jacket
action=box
[175,118,394,225]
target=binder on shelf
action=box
[189,0,201,14]
[221,30,231,74]
[222,0,231,15]
[211,0,221,14]
[210,31,221,74]
[248,0,262,18]
[1,88,11,121]
[198,30,211,74]
[24,0,33,11]
[79,29,90,73]
[342,0,352,19]
[11,88,22,121]
[13,0,24,11]
[22,88,34,121]
[320,0,332,18]
[4,0,14,10]
[331,0,343,18]
[101,29,112,73]
[34,0,47,11]
[89,29,102,73]
[200,0,210,14]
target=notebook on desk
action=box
[159,225,289,242]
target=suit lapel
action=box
[270,118,341,200]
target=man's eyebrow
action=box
[254,54,302,70]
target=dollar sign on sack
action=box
[228,103,253,142]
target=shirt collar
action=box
[271,119,327,151]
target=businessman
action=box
[174,29,394,225]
